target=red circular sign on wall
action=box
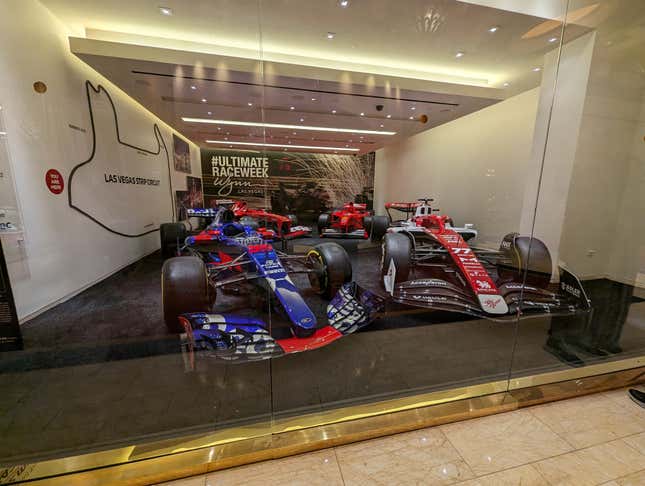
[45,169,64,195]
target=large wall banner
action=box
[200,149,375,219]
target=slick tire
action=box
[370,215,390,241]
[162,256,212,333]
[381,232,411,284]
[498,233,552,287]
[363,215,373,234]
[307,242,352,299]
[160,223,186,259]
[317,212,331,235]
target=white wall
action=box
[375,87,540,248]
[0,0,200,320]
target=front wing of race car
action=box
[320,227,368,239]
[179,283,384,365]
[389,267,591,321]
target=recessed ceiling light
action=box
[409,116,414,120]
[411,106,416,110]
[206,140,359,152]
[327,32,336,39]
[386,114,392,118]
[332,109,337,114]
[217,127,221,130]
[300,118,304,122]
[339,0,349,7]
[190,85,196,90]
[532,67,542,72]
[503,82,510,87]
[548,37,558,43]
[349,139,353,142]
[201,98,207,103]
[488,26,499,33]
[224,137,228,140]
[247,102,253,106]
[360,112,365,116]
[207,111,212,115]
[293,132,297,135]
[345,144,349,147]
[182,117,396,135]
[455,51,465,58]
[380,124,384,127]
[159,6,173,16]
[290,106,295,110]
[334,151,338,154]
[311,98,317,101]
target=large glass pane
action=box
[511,0,645,379]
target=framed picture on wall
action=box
[186,176,204,208]
[173,134,191,173]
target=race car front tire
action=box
[381,232,411,283]
[498,233,552,287]
[317,212,331,235]
[363,215,373,234]
[160,222,186,259]
[370,215,390,241]
[307,242,352,299]
[162,256,212,333]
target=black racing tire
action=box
[239,216,259,230]
[498,233,552,287]
[162,256,211,333]
[286,214,298,226]
[307,242,352,299]
[160,223,186,259]
[381,232,411,283]
[363,215,373,234]
[370,215,390,241]
[317,212,331,235]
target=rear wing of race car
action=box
[385,202,419,222]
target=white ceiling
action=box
[39,0,607,153]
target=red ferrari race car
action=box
[230,200,312,240]
[377,198,591,320]
[317,202,389,239]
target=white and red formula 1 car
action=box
[376,198,591,320]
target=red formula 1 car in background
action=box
[378,198,591,320]
[229,200,312,240]
[317,202,389,239]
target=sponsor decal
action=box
[383,258,396,295]
[561,281,581,298]
[45,169,64,195]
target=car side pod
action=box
[178,283,384,368]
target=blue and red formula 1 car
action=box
[160,205,383,362]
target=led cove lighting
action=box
[182,117,397,135]
[206,140,359,152]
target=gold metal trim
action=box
[3,358,644,485]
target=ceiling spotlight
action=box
[159,6,173,16]
[548,37,558,43]
[386,114,392,118]
[293,132,297,135]
[503,82,510,87]
[247,102,253,106]
[311,98,317,101]
[201,98,207,103]
[327,32,336,39]
[380,124,384,127]
[290,106,295,110]
[224,137,228,141]
[300,118,304,122]
[339,0,349,7]
[411,106,416,110]
[190,85,196,90]
[207,111,212,115]
[532,67,542,72]
[360,112,365,116]
[332,109,337,114]
[455,51,465,58]
[217,127,221,130]
[488,26,499,33]
[409,116,414,120]
[345,144,349,147]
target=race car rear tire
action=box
[307,242,352,299]
[498,233,552,287]
[286,214,298,226]
[160,223,186,259]
[240,216,259,230]
[162,256,212,333]
[317,212,331,235]
[370,215,390,241]
[381,232,411,283]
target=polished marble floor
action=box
[156,387,645,486]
